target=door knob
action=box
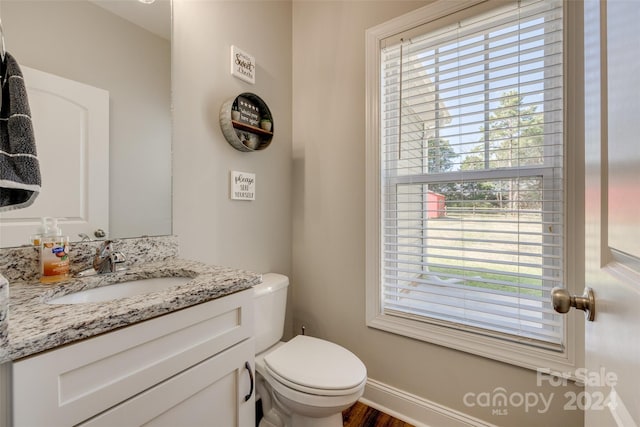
[551,287,595,321]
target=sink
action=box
[46,276,193,304]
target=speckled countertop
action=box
[0,236,261,363]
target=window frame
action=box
[365,0,584,373]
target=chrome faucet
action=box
[78,233,92,242]
[92,240,127,274]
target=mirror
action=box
[0,0,172,247]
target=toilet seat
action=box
[263,335,367,397]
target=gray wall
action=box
[172,1,292,278]
[1,0,172,240]
[290,1,583,426]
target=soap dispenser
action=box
[38,217,70,283]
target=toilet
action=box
[253,273,367,427]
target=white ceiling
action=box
[88,0,171,40]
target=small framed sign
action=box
[235,95,260,127]
[230,171,256,201]
[230,45,255,84]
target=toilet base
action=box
[290,412,343,427]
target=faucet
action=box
[78,233,92,242]
[92,240,127,274]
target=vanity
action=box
[0,236,260,427]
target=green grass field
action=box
[397,213,555,297]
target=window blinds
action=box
[380,0,564,348]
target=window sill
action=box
[367,310,582,377]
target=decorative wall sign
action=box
[236,95,260,127]
[230,171,256,201]
[230,45,255,84]
[219,92,274,152]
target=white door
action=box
[583,0,640,426]
[0,66,109,247]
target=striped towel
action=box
[0,52,41,212]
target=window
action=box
[366,0,581,371]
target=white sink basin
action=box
[47,276,192,304]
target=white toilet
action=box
[253,273,367,427]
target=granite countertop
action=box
[2,258,261,363]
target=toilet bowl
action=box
[253,274,367,427]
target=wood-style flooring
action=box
[342,401,415,427]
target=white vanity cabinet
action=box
[11,289,255,427]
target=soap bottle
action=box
[38,217,70,283]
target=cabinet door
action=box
[79,338,255,427]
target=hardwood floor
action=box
[342,401,415,427]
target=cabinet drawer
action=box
[13,289,253,427]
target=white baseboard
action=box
[361,378,497,427]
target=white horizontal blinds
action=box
[380,0,564,348]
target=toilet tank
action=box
[253,273,289,354]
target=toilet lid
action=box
[263,335,367,393]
